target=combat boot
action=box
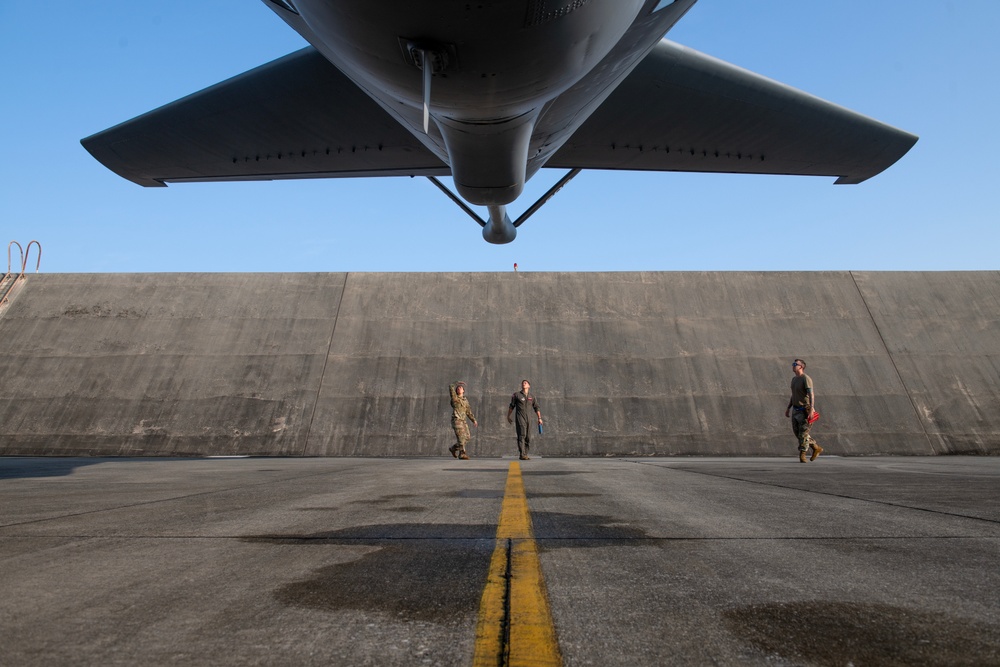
[799,451,808,463]
[449,445,459,458]
[810,444,823,461]
[459,452,470,460]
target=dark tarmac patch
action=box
[723,600,1000,666]
[350,493,419,505]
[531,511,652,547]
[244,521,495,543]
[451,488,504,499]
[346,494,428,511]
[265,524,495,623]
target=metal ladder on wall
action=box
[1,240,42,310]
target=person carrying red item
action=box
[785,359,823,462]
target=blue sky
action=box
[1,1,997,273]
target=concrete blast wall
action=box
[0,272,998,457]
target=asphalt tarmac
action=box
[2,455,998,666]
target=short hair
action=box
[794,358,806,369]
[522,379,530,385]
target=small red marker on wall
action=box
[513,263,518,272]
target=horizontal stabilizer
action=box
[549,40,917,184]
[81,48,448,187]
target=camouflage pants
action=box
[791,410,817,452]
[453,419,470,451]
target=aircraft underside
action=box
[81,0,917,244]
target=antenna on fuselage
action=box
[419,49,432,133]
[402,41,453,134]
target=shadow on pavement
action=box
[0,457,106,480]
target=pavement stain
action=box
[276,547,492,622]
[350,493,420,505]
[244,523,495,623]
[450,488,504,499]
[723,600,1000,666]
[531,511,652,548]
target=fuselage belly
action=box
[273,0,652,205]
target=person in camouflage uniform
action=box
[449,381,478,460]
[785,359,823,462]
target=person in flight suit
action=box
[785,359,823,462]
[449,381,477,460]
[507,379,543,460]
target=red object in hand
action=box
[808,411,820,424]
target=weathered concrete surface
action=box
[1,271,998,456]
[0,273,345,456]
[2,457,999,665]
[854,272,1000,454]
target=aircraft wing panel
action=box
[548,40,917,184]
[81,47,448,187]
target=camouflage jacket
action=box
[450,383,476,423]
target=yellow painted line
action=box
[473,461,562,667]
